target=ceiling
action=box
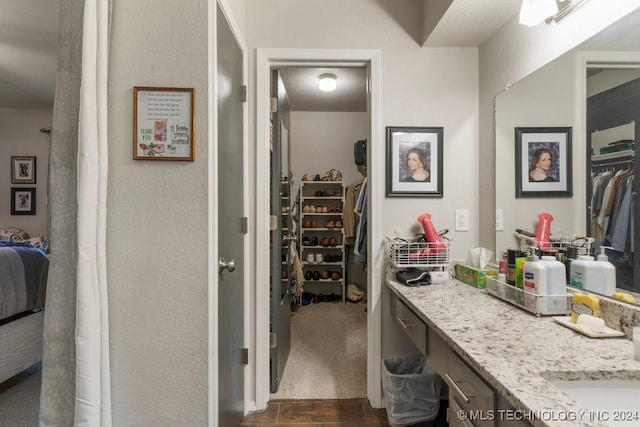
[2,0,521,110]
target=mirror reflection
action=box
[495,8,640,305]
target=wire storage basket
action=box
[387,236,451,269]
[515,233,593,257]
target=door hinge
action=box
[241,348,249,365]
[242,85,247,102]
[241,217,248,234]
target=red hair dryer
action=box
[535,212,553,249]
[417,213,447,254]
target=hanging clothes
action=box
[344,177,365,246]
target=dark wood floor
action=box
[241,398,448,426]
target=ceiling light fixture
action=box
[318,74,337,92]
[519,0,558,26]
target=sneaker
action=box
[306,253,315,264]
[315,253,324,263]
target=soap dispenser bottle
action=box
[595,246,616,296]
[523,248,547,312]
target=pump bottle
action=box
[595,246,616,296]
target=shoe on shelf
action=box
[303,205,310,213]
[331,271,342,281]
[325,220,335,229]
[329,238,338,247]
[334,220,343,228]
[306,253,315,264]
[311,220,317,228]
[321,206,328,213]
[309,205,317,213]
[302,237,311,246]
[324,254,334,263]
[304,271,313,280]
[321,170,333,181]
[333,254,342,262]
[313,174,321,181]
[312,271,321,280]
[321,271,330,280]
[315,253,324,263]
[303,220,311,228]
[310,237,319,246]
[320,237,330,247]
[333,170,342,181]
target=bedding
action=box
[0,241,49,322]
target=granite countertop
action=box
[386,278,640,427]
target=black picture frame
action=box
[11,188,36,215]
[515,127,572,198]
[385,126,443,197]
[11,156,36,184]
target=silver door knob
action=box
[218,257,237,274]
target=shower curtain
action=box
[40,0,112,425]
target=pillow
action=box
[24,235,49,253]
[0,227,30,242]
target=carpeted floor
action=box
[0,362,41,426]
[270,301,367,400]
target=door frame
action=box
[209,1,249,426]
[254,48,383,410]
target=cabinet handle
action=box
[396,316,415,328]
[445,373,471,404]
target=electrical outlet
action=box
[455,209,469,231]
[495,209,504,231]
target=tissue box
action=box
[455,263,499,289]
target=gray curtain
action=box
[40,0,83,425]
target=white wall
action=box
[107,0,209,425]
[478,0,640,252]
[0,109,51,236]
[290,111,367,186]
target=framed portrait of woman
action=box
[515,127,572,198]
[386,126,443,197]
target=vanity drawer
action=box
[446,352,495,427]
[391,295,427,355]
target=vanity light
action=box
[318,74,337,92]
[519,0,558,26]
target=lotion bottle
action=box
[595,246,616,296]
[523,248,547,312]
[540,255,568,313]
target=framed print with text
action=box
[133,87,195,160]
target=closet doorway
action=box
[269,65,369,399]
[255,49,383,410]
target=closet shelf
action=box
[591,151,634,162]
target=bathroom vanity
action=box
[386,278,640,427]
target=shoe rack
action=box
[299,179,345,303]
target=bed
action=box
[0,227,50,384]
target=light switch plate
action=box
[496,209,504,231]
[455,209,469,231]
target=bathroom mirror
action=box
[495,7,640,304]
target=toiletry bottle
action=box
[564,246,577,284]
[506,249,519,286]
[570,255,595,289]
[540,255,567,313]
[515,253,529,305]
[595,246,616,296]
[523,248,547,312]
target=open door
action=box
[217,3,244,425]
[270,69,292,393]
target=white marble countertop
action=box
[386,278,640,427]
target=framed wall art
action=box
[11,188,36,215]
[515,127,572,198]
[386,126,443,197]
[133,87,195,160]
[11,156,36,184]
